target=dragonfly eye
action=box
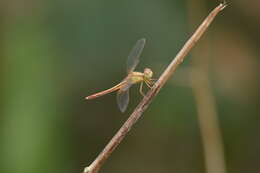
[144,68,153,79]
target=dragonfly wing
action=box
[117,84,132,112]
[126,38,146,73]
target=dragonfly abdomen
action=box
[86,81,125,100]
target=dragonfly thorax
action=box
[130,72,144,84]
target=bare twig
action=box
[84,3,226,173]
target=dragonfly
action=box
[85,38,155,112]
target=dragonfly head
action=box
[143,68,153,79]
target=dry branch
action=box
[84,3,226,173]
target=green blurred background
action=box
[1,0,260,173]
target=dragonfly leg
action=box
[150,80,156,85]
[144,80,153,88]
[147,78,156,85]
[139,82,145,97]
[150,79,157,84]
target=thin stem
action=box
[187,1,227,173]
[83,3,226,173]
[191,69,227,173]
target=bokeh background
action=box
[1,0,260,173]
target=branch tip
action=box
[220,1,228,11]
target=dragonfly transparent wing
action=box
[126,38,146,73]
[116,83,132,112]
